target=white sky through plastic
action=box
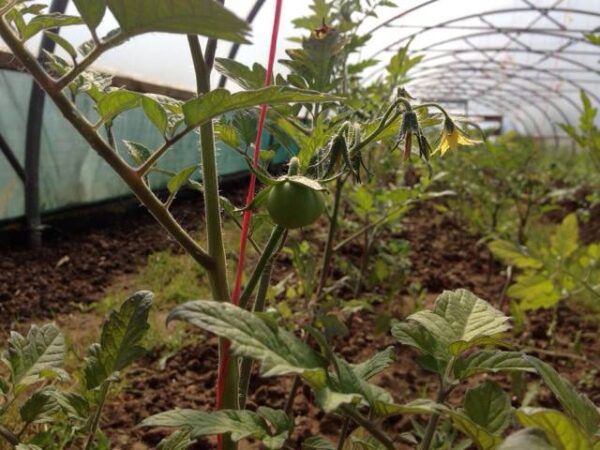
[1,0,599,135]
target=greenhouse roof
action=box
[1,0,599,138]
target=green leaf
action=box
[499,429,556,450]
[215,121,241,149]
[156,430,192,450]
[73,0,106,30]
[303,436,335,449]
[488,240,542,269]
[4,324,65,387]
[182,87,339,129]
[342,427,390,450]
[585,33,600,46]
[280,28,345,92]
[123,141,152,165]
[464,380,512,435]
[106,0,250,43]
[258,407,294,449]
[50,391,90,422]
[97,90,141,122]
[22,14,83,41]
[167,165,197,195]
[0,377,9,394]
[214,58,268,90]
[141,408,292,449]
[84,291,152,390]
[168,301,327,380]
[327,356,392,415]
[391,321,448,362]
[44,31,77,61]
[551,214,579,259]
[366,398,438,417]
[20,390,60,424]
[446,409,503,450]
[407,289,510,355]
[515,408,592,450]
[507,274,561,310]
[351,347,395,380]
[313,387,361,413]
[142,95,168,135]
[526,356,600,436]
[454,350,532,379]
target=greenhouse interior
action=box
[0,0,599,449]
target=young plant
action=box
[0,292,152,449]
[490,213,600,320]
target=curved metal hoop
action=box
[361,1,600,133]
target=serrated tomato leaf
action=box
[84,291,152,390]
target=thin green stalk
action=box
[352,108,402,155]
[0,425,19,446]
[0,1,18,16]
[340,405,395,450]
[315,175,346,299]
[0,18,214,270]
[421,359,455,450]
[333,202,412,252]
[336,417,351,450]
[238,226,288,408]
[56,34,127,89]
[284,375,302,416]
[239,225,286,309]
[84,382,110,450]
[137,126,194,176]
[413,102,449,116]
[239,258,276,409]
[561,269,600,300]
[188,34,238,450]
[420,402,442,450]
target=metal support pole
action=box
[218,0,267,88]
[24,0,69,248]
[0,132,25,181]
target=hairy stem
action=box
[188,34,238,450]
[84,382,110,450]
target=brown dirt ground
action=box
[1,197,599,449]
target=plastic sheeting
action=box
[0,69,286,222]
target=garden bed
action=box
[3,197,598,449]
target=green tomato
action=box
[267,180,325,229]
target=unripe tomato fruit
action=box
[267,180,325,229]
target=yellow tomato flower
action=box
[434,117,481,155]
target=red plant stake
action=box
[216,0,284,447]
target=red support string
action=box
[216,0,284,448]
